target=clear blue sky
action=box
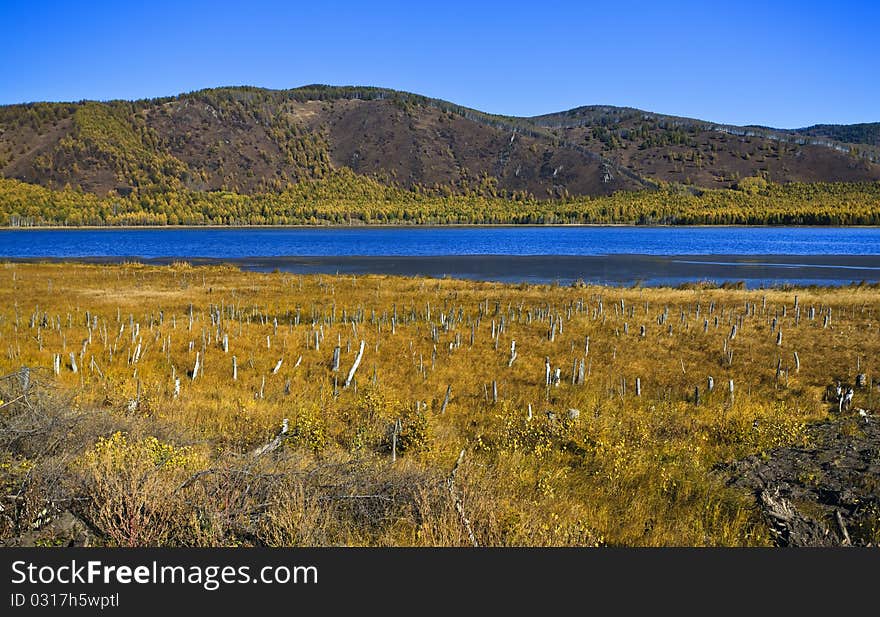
[1,0,877,128]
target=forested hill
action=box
[1,85,879,202]
[789,123,880,148]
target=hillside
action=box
[790,123,880,148]
[0,86,646,199]
[1,85,879,202]
[530,106,880,188]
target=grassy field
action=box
[1,262,877,546]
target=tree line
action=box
[2,169,879,226]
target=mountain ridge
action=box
[1,85,878,199]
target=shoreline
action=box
[6,254,880,288]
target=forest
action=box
[2,171,880,226]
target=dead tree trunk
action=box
[344,340,365,388]
[441,384,452,414]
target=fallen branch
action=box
[251,419,289,459]
[447,448,478,547]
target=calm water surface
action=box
[1,227,878,258]
[2,227,879,286]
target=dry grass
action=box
[1,262,878,546]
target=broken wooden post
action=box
[272,357,284,375]
[508,340,517,367]
[192,351,200,381]
[636,377,642,397]
[232,355,238,381]
[793,351,800,374]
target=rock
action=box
[566,408,580,420]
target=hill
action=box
[1,85,879,202]
[530,105,880,189]
[790,123,880,148]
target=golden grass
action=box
[1,262,878,546]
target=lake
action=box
[2,226,879,287]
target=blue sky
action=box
[1,0,877,128]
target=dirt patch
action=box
[720,413,880,546]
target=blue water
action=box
[1,226,878,258]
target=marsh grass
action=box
[1,262,877,545]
